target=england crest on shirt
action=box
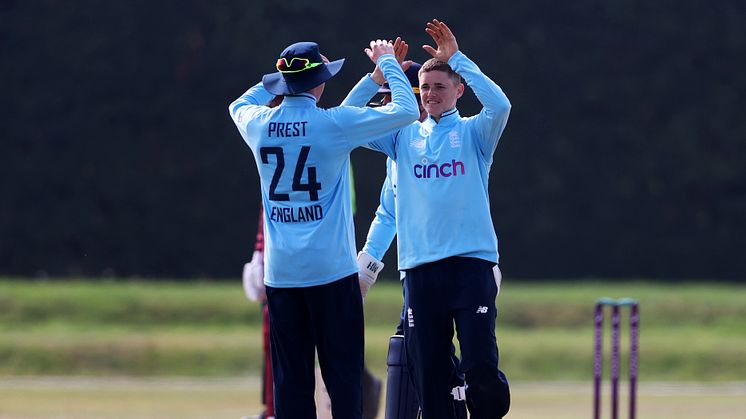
[449,131,462,148]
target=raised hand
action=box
[365,39,395,64]
[422,19,459,61]
[368,38,400,85]
[394,38,415,72]
[393,37,409,65]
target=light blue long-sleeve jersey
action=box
[229,54,419,287]
[362,158,397,261]
[347,51,511,270]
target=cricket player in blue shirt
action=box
[348,20,512,419]
[229,39,419,419]
[349,62,504,419]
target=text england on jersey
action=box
[269,204,324,223]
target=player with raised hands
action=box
[229,37,418,418]
[349,19,513,419]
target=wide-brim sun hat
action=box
[262,41,344,95]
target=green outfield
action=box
[1,278,745,418]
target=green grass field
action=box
[1,278,745,418]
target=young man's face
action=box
[419,70,464,118]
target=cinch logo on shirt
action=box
[413,160,465,179]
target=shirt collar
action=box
[280,93,317,106]
[425,108,460,127]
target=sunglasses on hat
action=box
[276,57,323,74]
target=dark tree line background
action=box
[2,0,745,280]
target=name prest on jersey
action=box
[268,121,308,137]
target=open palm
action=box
[422,19,459,61]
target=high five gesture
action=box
[422,19,459,61]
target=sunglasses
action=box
[276,57,323,73]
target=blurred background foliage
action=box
[2,0,744,279]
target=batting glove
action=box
[242,250,266,302]
[493,264,502,298]
[357,251,384,299]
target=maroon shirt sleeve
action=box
[254,204,264,253]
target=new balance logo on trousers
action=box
[476,306,488,314]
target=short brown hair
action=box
[420,58,462,85]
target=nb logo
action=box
[366,262,379,273]
[407,308,415,328]
[476,306,488,314]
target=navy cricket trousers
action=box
[403,257,510,419]
[266,274,364,419]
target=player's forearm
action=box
[341,74,381,107]
[333,56,417,152]
[229,82,275,117]
[379,55,420,121]
[449,51,511,117]
[362,216,396,261]
[365,200,396,258]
